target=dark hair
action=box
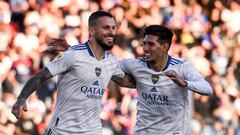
[144,25,173,50]
[88,11,114,27]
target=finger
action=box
[47,46,53,51]
[165,73,172,77]
[12,107,20,119]
[48,39,63,46]
[47,46,54,51]
[17,111,22,119]
[165,72,174,77]
[15,113,21,119]
[47,40,54,46]
[166,70,176,74]
[11,105,19,114]
[16,107,26,119]
[23,104,28,112]
[169,76,176,79]
[45,36,53,43]
[59,37,65,40]
[166,71,177,78]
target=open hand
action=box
[11,98,28,119]
[165,70,187,87]
[47,38,70,52]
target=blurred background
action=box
[0,0,240,135]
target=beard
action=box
[96,36,114,51]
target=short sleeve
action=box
[119,59,133,75]
[112,61,125,78]
[46,50,75,76]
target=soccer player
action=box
[47,25,213,135]
[11,11,134,135]
[120,25,213,135]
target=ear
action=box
[162,43,169,52]
[89,27,95,35]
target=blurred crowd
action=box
[0,0,240,135]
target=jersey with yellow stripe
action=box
[46,41,124,135]
[120,56,205,135]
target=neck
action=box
[88,39,105,60]
[148,54,168,72]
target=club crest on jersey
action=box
[151,74,159,84]
[95,67,101,77]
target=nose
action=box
[112,29,116,36]
[143,44,149,52]
[108,27,116,35]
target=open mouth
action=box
[105,35,114,42]
[145,53,151,57]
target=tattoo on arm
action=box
[18,67,53,100]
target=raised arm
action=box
[112,73,136,88]
[11,67,53,119]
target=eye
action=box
[103,26,109,29]
[142,41,149,47]
[142,41,146,46]
[112,26,116,30]
[147,42,154,47]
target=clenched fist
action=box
[11,98,28,119]
[165,70,187,87]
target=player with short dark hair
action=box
[11,10,135,135]
[120,25,213,135]
[88,10,114,27]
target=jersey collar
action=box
[146,55,172,72]
[84,41,94,57]
[84,41,108,59]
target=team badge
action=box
[151,74,159,84]
[95,67,101,77]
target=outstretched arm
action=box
[112,74,136,88]
[47,38,70,52]
[11,67,53,119]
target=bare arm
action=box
[112,74,136,88]
[12,67,53,119]
[17,67,53,100]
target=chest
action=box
[71,57,117,82]
[133,67,187,102]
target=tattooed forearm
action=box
[18,67,53,100]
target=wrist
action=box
[182,80,188,87]
[17,97,27,101]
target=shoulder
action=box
[169,56,188,66]
[70,44,87,51]
[138,57,148,63]
[105,52,119,62]
[120,57,145,67]
[67,43,89,58]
